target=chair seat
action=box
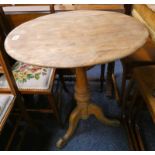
[0,94,14,122]
[0,61,55,90]
[133,65,155,123]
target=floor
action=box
[0,61,155,151]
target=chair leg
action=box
[5,116,22,151]
[105,62,115,97]
[16,95,36,130]
[47,94,62,126]
[123,81,145,151]
[100,64,105,91]
[112,73,121,105]
[128,89,142,150]
[59,74,70,93]
[121,79,137,150]
[121,69,127,103]
[122,79,135,115]
[129,93,145,151]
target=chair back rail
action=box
[0,43,19,96]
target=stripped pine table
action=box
[5,10,149,148]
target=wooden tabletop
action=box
[5,10,149,68]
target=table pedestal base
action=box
[56,67,120,148]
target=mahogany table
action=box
[5,10,149,148]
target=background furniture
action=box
[121,5,155,150]
[121,4,155,103]
[121,39,155,102]
[132,4,155,42]
[123,65,155,150]
[133,65,155,123]
[0,6,61,125]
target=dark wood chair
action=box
[0,6,61,125]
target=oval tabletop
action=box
[5,10,149,68]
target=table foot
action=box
[88,103,120,127]
[56,107,81,149]
[56,138,67,149]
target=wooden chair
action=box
[122,65,155,150]
[120,5,155,103]
[121,39,155,103]
[0,6,61,125]
[121,37,155,150]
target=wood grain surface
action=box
[5,10,149,68]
